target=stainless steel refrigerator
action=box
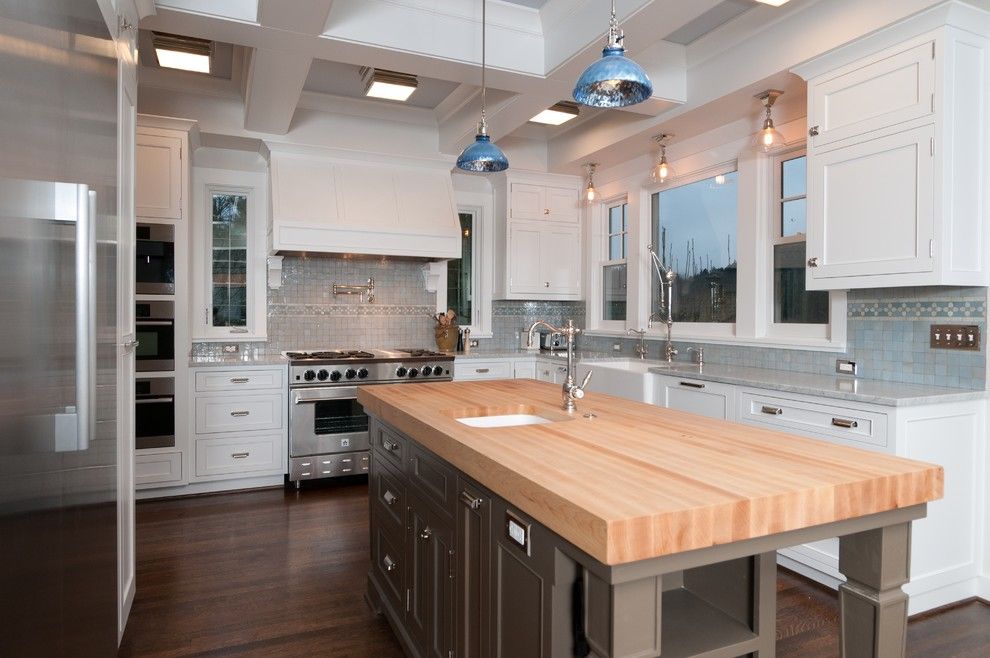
[0,0,120,655]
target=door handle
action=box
[384,490,398,506]
[123,339,140,351]
[460,491,484,510]
[383,555,397,572]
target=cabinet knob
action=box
[419,527,433,541]
[383,555,397,572]
[807,257,820,268]
[544,208,550,215]
[544,281,550,287]
[809,125,820,137]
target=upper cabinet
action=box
[796,24,990,290]
[494,172,583,300]
[136,131,183,219]
[266,144,462,259]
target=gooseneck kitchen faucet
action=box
[648,244,678,362]
[527,319,591,412]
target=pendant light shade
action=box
[650,134,675,184]
[456,0,508,173]
[573,0,653,108]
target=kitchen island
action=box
[359,379,943,658]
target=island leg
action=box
[837,522,911,658]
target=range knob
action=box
[329,370,342,382]
[408,368,419,378]
[303,370,317,381]
[421,365,433,376]
[317,369,329,381]
[357,368,369,379]
[344,368,357,380]
[395,366,408,378]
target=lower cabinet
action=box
[654,375,735,420]
[456,479,491,658]
[407,487,456,658]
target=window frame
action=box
[647,161,740,341]
[191,168,268,341]
[589,194,630,332]
[447,206,481,332]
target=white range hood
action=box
[266,143,461,259]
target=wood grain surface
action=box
[358,380,943,565]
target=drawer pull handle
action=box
[419,527,433,541]
[230,410,250,417]
[679,381,706,389]
[230,377,250,384]
[383,439,399,452]
[832,417,859,429]
[341,468,352,473]
[460,491,484,510]
[231,452,249,459]
[300,471,311,477]
[476,368,490,374]
[761,406,783,416]
[384,490,398,506]
[383,555,397,572]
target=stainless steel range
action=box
[286,348,453,487]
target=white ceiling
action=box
[303,60,462,110]
[498,0,551,8]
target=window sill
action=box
[582,329,846,353]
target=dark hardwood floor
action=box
[118,481,990,657]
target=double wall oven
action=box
[286,349,453,487]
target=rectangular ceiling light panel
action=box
[153,32,213,73]
[361,68,418,102]
[530,101,580,125]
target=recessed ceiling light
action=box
[754,0,790,6]
[152,32,212,74]
[529,101,580,125]
[361,68,418,102]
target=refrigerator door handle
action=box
[73,186,95,451]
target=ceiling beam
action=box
[242,49,313,134]
[257,0,336,34]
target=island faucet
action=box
[527,319,592,412]
[627,328,648,359]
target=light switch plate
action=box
[222,344,239,354]
[505,510,530,555]
[930,324,980,351]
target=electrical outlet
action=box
[468,339,479,347]
[930,324,980,351]
[613,343,622,351]
[222,344,239,354]
[835,359,858,376]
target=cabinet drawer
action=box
[513,361,536,379]
[738,391,887,447]
[372,455,406,531]
[195,368,284,392]
[135,451,182,487]
[194,394,283,434]
[809,40,935,147]
[408,442,457,518]
[194,433,282,478]
[454,360,512,381]
[314,451,368,478]
[371,514,405,611]
[373,423,407,470]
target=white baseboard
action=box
[135,474,286,500]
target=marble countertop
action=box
[189,353,288,367]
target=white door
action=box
[114,0,138,642]
[545,185,579,223]
[509,183,546,220]
[540,226,581,296]
[508,223,544,295]
[806,124,935,287]
[135,133,182,219]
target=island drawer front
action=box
[373,422,407,470]
[372,455,406,531]
[194,433,282,479]
[194,368,284,392]
[194,394,283,435]
[738,391,887,447]
[408,442,457,518]
[371,511,405,611]
[454,360,512,381]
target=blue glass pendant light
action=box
[456,0,508,172]
[573,0,653,108]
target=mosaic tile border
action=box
[492,301,586,317]
[847,300,986,319]
[268,303,436,317]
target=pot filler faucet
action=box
[527,319,592,413]
[647,244,678,363]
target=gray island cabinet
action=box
[360,380,943,658]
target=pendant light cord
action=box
[481,0,487,129]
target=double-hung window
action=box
[602,201,629,322]
[651,168,738,328]
[770,150,829,327]
[447,211,475,326]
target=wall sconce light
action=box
[650,134,675,184]
[585,163,598,204]
[755,89,784,153]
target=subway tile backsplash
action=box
[192,259,986,390]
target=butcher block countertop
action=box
[358,379,943,566]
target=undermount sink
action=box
[450,404,573,429]
[456,414,557,428]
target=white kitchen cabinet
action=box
[536,361,569,384]
[513,360,536,379]
[135,451,182,486]
[136,131,182,219]
[795,26,990,289]
[494,172,583,300]
[194,432,283,479]
[654,375,736,420]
